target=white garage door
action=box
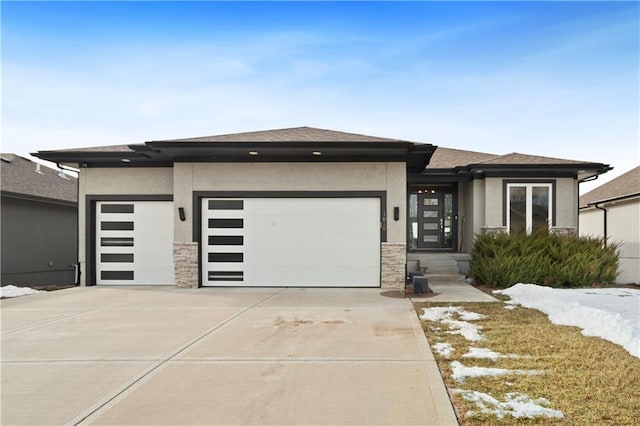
[96,201,175,285]
[201,198,381,287]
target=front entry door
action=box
[419,193,445,249]
[411,187,455,250]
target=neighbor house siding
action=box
[1,196,77,285]
[78,167,174,285]
[580,199,640,284]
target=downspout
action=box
[593,203,608,247]
[57,162,81,285]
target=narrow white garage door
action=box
[96,201,175,285]
[201,198,381,287]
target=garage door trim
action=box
[193,191,387,288]
[86,194,173,286]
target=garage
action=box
[201,197,381,287]
[96,201,175,285]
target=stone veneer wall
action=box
[381,242,406,289]
[481,226,507,234]
[550,227,576,236]
[174,242,198,288]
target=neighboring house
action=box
[579,166,640,284]
[33,127,610,288]
[1,154,78,286]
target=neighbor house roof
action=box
[580,166,640,208]
[1,154,77,204]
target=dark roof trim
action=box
[34,140,436,171]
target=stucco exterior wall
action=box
[79,163,405,288]
[480,177,579,233]
[78,167,174,285]
[458,180,475,254]
[174,162,406,243]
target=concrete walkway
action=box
[411,274,499,302]
[1,286,458,425]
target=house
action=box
[32,127,610,288]
[579,166,640,284]
[1,154,78,286]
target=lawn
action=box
[414,298,640,425]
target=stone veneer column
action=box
[381,242,406,289]
[173,242,198,288]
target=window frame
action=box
[503,180,556,234]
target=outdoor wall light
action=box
[394,207,400,221]
[178,207,186,221]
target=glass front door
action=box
[409,186,456,250]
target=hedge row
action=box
[469,230,619,288]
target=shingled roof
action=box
[152,126,405,143]
[1,154,77,203]
[427,149,593,169]
[580,166,640,208]
[427,147,498,168]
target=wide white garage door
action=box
[202,198,381,287]
[96,201,175,285]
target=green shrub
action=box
[470,229,619,288]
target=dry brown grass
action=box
[414,301,640,425]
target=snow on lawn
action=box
[0,285,39,298]
[454,389,564,419]
[495,284,640,358]
[432,342,455,358]
[420,306,486,342]
[420,304,563,420]
[450,361,544,383]
[462,347,523,361]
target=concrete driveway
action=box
[1,286,457,425]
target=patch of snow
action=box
[432,342,454,358]
[420,306,486,322]
[495,284,640,358]
[0,285,39,299]
[504,304,517,310]
[420,306,486,342]
[450,361,544,383]
[454,389,564,419]
[445,319,485,342]
[462,347,522,361]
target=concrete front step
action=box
[407,252,471,276]
[425,274,468,284]
[423,266,460,275]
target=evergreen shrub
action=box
[470,229,619,288]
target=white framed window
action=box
[506,183,553,234]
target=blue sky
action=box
[2,1,638,192]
